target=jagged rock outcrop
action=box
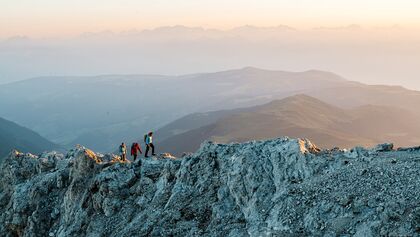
[0,138,419,236]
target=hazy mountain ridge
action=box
[0,68,354,152]
[0,138,418,236]
[2,67,420,152]
[156,95,420,155]
[2,24,420,89]
[0,117,59,160]
[1,24,408,42]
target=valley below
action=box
[3,67,420,153]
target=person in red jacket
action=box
[131,142,142,161]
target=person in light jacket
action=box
[119,143,127,161]
[144,132,155,158]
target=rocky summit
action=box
[0,138,419,237]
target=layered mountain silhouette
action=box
[2,67,420,152]
[0,117,59,160]
[156,95,420,155]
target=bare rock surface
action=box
[0,138,419,236]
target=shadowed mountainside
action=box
[0,117,59,160]
[156,95,420,155]
[2,68,420,152]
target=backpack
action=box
[144,134,148,143]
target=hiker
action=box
[144,132,156,158]
[119,142,127,161]
[131,142,142,161]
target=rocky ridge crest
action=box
[0,138,419,236]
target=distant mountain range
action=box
[156,95,420,156]
[0,117,59,160]
[2,24,418,90]
[2,67,420,152]
[0,67,354,151]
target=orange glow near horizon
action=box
[2,0,420,38]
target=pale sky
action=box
[2,0,420,37]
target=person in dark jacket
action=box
[144,132,155,158]
[131,142,142,161]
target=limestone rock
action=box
[0,138,419,236]
[374,143,394,152]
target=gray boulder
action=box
[374,143,394,152]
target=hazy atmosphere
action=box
[1,1,420,236]
[1,0,420,89]
[3,0,420,37]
